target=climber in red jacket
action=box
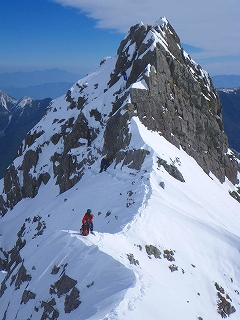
[81,209,95,235]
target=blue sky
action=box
[0,0,239,77]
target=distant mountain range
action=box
[0,68,82,99]
[211,75,240,88]
[0,68,81,87]
[2,82,75,100]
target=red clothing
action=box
[82,213,94,224]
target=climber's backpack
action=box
[80,224,89,236]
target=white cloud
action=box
[52,0,240,72]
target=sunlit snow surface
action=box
[1,115,240,319]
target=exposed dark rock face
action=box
[15,264,32,289]
[50,274,77,297]
[40,299,59,319]
[102,107,132,160]
[0,237,26,298]
[50,112,98,194]
[115,149,150,171]
[157,157,185,182]
[3,164,22,210]
[64,287,81,313]
[120,22,238,184]
[21,290,36,304]
[49,274,81,314]
[19,129,45,151]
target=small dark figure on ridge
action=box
[100,156,110,173]
[120,66,127,81]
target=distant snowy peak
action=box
[0,90,17,111]
[0,90,18,133]
[0,90,32,114]
[17,96,33,107]
[12,96,33,113]
[218,87,240,93]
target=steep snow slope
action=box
[0,18,240,320]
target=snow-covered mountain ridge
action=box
[0,90,17,135]
[0,90,52,178]
[0,18,240,320]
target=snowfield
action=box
[1,115,240,320]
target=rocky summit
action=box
[0,18,239,215]
[0,18,240,320]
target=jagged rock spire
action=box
[106,18,239,184]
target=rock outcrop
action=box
[108,19,239,184]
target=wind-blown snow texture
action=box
[0,18,240,320]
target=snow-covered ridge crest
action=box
[14,96,33,109]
